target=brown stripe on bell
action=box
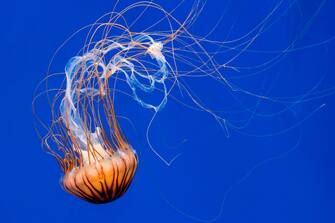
[62,144,138,204]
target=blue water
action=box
[1,0,334,222]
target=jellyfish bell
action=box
[62,143,137,204]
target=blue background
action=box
[1,0,334,222]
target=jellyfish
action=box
[33,0,180,202]
[47,47,141,204]
[58,33,169,203]
[33,0,331,208]
[32,0,245,203]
